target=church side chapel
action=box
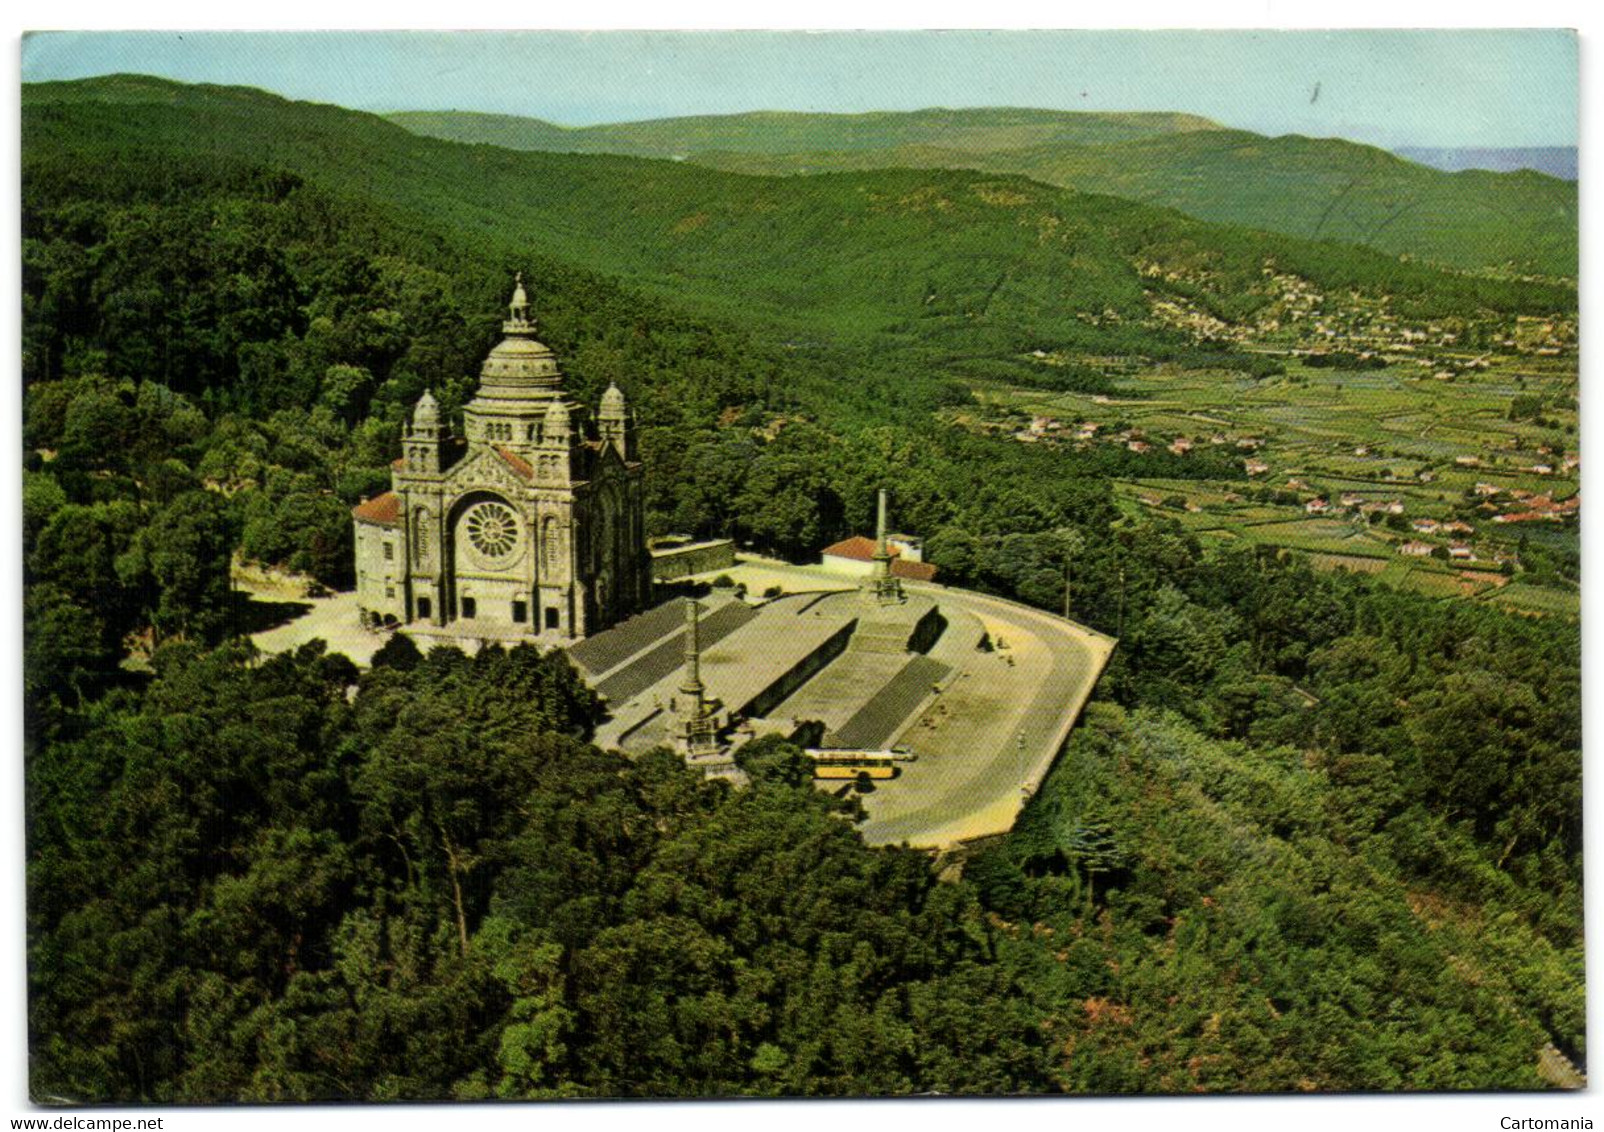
[352,275,650,642]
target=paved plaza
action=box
[578,555,1116,849]
[247,553,1115,850]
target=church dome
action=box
[600,381,628,415]
[472,274,565,403]
[479,335,563,389]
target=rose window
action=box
[465,502,519,559]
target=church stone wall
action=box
[354,522,404,625]
[651,538,737,582]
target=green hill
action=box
[385,105,1224,157]
[21,80,1146,352]
[389,107,1578,278]
[25,75,1572,372]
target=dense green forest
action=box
[389,105,1579,277]
[23,77,1582,1100]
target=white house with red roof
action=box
[820,536,938,582]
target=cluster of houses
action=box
[1279,478,1514,565]
[1149,296,1239,342]
[1512,315,1578,356]
[1396,540,1488,562]
[1003,414,1264,459]
[1389,486,1579,564]
[1300,492,1410,519]
[1409,517,1476,536]
[1486,488,1581,525]
[1134,264,1555,365]
[1244,268,1576,373]
[1392,515,1527,566]
[1007,415,1101,445]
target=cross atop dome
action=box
[505,271,533,334]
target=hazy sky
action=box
[20,29,1578,148]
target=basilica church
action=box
[352,276,650,642]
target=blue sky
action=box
[20,29,1578,148]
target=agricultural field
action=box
[968,329,1578,617]
[1489,580,1583,618]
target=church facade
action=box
[352,276,650,642]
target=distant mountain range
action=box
[1393,146,1577,182]
[385,107,1577,278]
[22,74,1575,364]
[385,106,1229,155]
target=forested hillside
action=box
[28,76,1574,346]
[23,76,1583,1100]
[387,105,1226,156]
[389,105,1578,277]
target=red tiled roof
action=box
[890,558,938,582]
[495,447,534,480]
[821,535,938,581]
[352,491,402,526]
[391,457,406,470]
[822,535,880,560]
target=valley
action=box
[958,324,1579,618]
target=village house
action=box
[1411,519,1440,534]
[1398,541,1435,557]
[820,534,938,582]
[1305,498,1330,515]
